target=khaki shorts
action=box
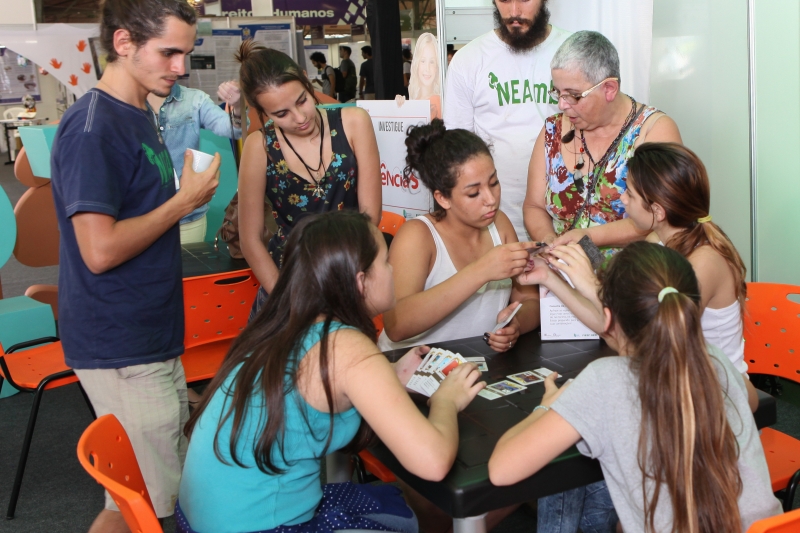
[179,214,207,244]
[75,358,189,517]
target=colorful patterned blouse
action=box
[264,107,359,268]
[543,106,660,236]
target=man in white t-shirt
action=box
[444,0,570,241]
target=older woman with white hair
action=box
[523,30,682,253]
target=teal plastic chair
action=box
[0,181,16,271]
[199,128,239,244]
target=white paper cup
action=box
[189,149,215,173]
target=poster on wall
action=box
[357,100,431,219]
[240,23,295,61]
[0,48,41,104]
[187,29,243,99]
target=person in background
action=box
[490,242,781,532]
[235,42,381,319]
[50,0,220,531]
[523,31,681,255]
[446,43,455,65]
[177,211,485,533]
[309,51,335,98]
[444,0,571,242]
[147,80,242,244]
[359,45,375,99]
[338,45,357,102]
[402,48,412,96]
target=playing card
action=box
[486,380,526,396]
[477,389,502,400]
[507,371,544,386]
[492,303,524,333]
[465,357,488,372]
[532,367,555,380]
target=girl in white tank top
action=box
[380,120,540,354]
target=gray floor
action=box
[2,159,800,532]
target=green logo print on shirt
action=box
[488,72,559,107]
[142,143,174,189]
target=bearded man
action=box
[443,0,569,242]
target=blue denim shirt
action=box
[154,83,242,223]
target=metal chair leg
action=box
[78,382,97,420]
[6,383,45,519]
[783,468,800,511]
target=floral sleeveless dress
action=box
[250,107,359,318]
[543,106,661,244]
[265,107,359,267]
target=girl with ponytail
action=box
[234,40,382,317]
[378,118,540,353]
[489,242,780,533]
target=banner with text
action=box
[220,0,366,25]
[357,100,431,219]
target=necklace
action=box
[565,96,643,232]
[97,81,164,144]
[279,109,326,198]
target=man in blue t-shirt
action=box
[50,0,219,530]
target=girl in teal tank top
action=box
[177,210,485,533]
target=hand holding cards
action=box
[407,348,471,397]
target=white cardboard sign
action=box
[357,100,432,219]
[539,285,600,341]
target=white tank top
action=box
[701,301,747,373]
[377,217,513,351]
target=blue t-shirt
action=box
[179,322,362,533]
[51,89,184,369]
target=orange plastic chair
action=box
[1,337,95,519]
[744,282,800,511]
[77,414,163,533]
[181,269,259,384]
[747,507,800,532]
[379,210,406,237]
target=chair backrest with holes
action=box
[183,269,260,350]
[77,414,163,533]
[3,107,25,120]
[743,282,800,384]
[379,211,406,237]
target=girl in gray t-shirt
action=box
[489,242,781,532]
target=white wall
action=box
[0,0,35,25]
[649,0,752,276]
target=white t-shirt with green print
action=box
[444,26,570,241]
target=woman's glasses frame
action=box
[548,77,619,105]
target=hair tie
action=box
[697,215,712,224]
[658,287,679,303]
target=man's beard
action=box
[494,1,550,53]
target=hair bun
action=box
[405,118,447,172]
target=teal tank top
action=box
[178,322,362,533]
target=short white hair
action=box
[551,31,621,85]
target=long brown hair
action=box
[599,242,742,533]
[627,142,747,314]
[235,39,319,127]
[185,211,378,473]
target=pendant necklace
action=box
[279,109,326,198]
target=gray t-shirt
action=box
[552,345,781,532]
[320,65,335,97]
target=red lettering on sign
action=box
[380,162,419,190]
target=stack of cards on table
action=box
[407,348,470,397]
[478,367,555,400]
